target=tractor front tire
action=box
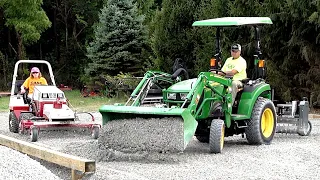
[246,97,276,145]
[209,119,225,153]
[9,111,19,133]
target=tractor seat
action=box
[240,78,250,84]
[237,78,250,92]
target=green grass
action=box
[0,90,127,112]
[0,96,9,112]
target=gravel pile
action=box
[60,116,186,162]
[99,117,184,152]
[0,145,61,180]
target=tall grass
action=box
[0,90,127,112]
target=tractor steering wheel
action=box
[209,69,226,76]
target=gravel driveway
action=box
[0,112,320,180]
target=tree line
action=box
[0,0,320,107]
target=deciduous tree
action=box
[0,0,51,60]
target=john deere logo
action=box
[227,64,235,69]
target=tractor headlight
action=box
[228,87,232,93]
[167,93,176,100]
[180,93,188,100]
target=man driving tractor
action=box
[218,44,247,105]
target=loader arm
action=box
[183,72,233,127]
[126,71,176,106]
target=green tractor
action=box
[99,17,307,154]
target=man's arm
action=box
[224,69,238,76]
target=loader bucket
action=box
[99,105,198,153]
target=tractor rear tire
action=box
[9,111,19,133]
[245,97,276,145]
[209,119,225,153]
[195,135,209,143]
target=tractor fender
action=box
[237,82,272,117]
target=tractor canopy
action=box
[192,17,273,27]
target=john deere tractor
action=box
[99,17,309,154]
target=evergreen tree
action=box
[193,0,230,73]
[260,0,320,104]
[151,0,201,76]
[86,0,147,76]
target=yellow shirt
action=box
[22,77,48,94]
[222,56,247,81]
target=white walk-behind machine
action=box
[8,60,101,142]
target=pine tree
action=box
[86,0,147,76]
[151,0,201,76]
[193,0,230,73]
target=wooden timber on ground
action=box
[0,92,10,97]
[0,134,95,180]
[309,114,320,119]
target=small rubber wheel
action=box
[297,120,312,136]
[305,121,312,136]
[209,119,225,153]
[30,126,39,142]
[92,125,100,139]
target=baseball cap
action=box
[31,67,40,73]
[231,44,241,51]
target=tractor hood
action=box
[167,78,197,92]
[166,78,222,92]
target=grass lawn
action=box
[0,90,127,113]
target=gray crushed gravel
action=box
[99,117,184,153]
[0,145,61,180]
[0,111,320,180]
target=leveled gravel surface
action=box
[0,145,61,180]
[0,112,320,180]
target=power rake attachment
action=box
[276,99,312,136]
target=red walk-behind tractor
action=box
[8,60,100,142]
